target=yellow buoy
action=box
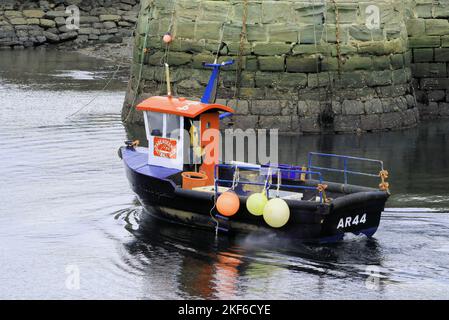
[246,192,268,216]
[263,198,290,228]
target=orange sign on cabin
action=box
[153,137,177,159]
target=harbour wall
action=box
[0,0,140,48]
[122,0,449,133]
[407,1,449,119]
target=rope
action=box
[123,9,153,123]
[214,7,231,64]
[66,31,136,118]
[123,0,177,123]
[263,167,273,195]
[233,0,248,100]
[331,0,342,77]
[231,166,240,190]
[317,183,329,203]
[276,169,281,198]
[379,170,390,192]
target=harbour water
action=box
[1,49,449,299]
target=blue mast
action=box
[201,60,234,105]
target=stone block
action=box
[259,116,292,131]
[409,36,441,48]
[435,48,449,62]
[167,52,192,66]
[391,54,405,69]
[299,25,323,44]
[99,15,121,22]
[258,56,285,72]
[39,19,56,28]
[195,21,221,41]
[27,18,40,25]
[286,56,318,73]
[413,48,434,62]
[413,63,447,78]
[227,100,249,115]
[342,100,364,115]
[360,114,381,131]
[103,21,117,29]
[247,25,267,42]
[299,116,321,133]
[428,90,446,102]
[365,99,383,114]
[251,100,282,115]
[9,18,27,25]
[308,73,333,88]
[80,16,100,24]
[44,11,68,18]
[439,103,449,116]
[253,42,291,56]
[43,31,59,42]
[232,115,259,129]
[278,73,308,88]
[262,2,292,24]
[425,19,449,36]
[406,18,425,36]
[59,31,78,41]
[349,25,384,42]
[23,10,45,19]
[379,112,403,129]
[341,56,373,71]
[268,24,298,43]
[442,36,449,47]
[333,115,361,133]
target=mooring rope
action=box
[66,28,136,119]
[122,9,153,123]
[233,0,248,100]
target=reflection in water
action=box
[118,206,387,299]
[1,49,449,299]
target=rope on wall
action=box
[234,0,249,100]
[331,0,342,78]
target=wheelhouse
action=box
[136,96,234,184]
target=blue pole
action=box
[201,60,234,104]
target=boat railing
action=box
[307,152,385,186]
[214,164,326,203]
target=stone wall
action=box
[122,0,421,134]
[0,0,140,49]
[407,0,449,119]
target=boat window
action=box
[165,113,181,139]
[147,112,163,137]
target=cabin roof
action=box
[136,96,234,118]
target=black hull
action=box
[122,150,389,243]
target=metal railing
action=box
[307,152,384,185]
[214,164,325,202]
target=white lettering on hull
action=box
[337,214,367,229]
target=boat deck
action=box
[121,147,181,179]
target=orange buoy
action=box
[216,191,240,217]
[163,33,173,44]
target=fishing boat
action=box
[119,60,390,243]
